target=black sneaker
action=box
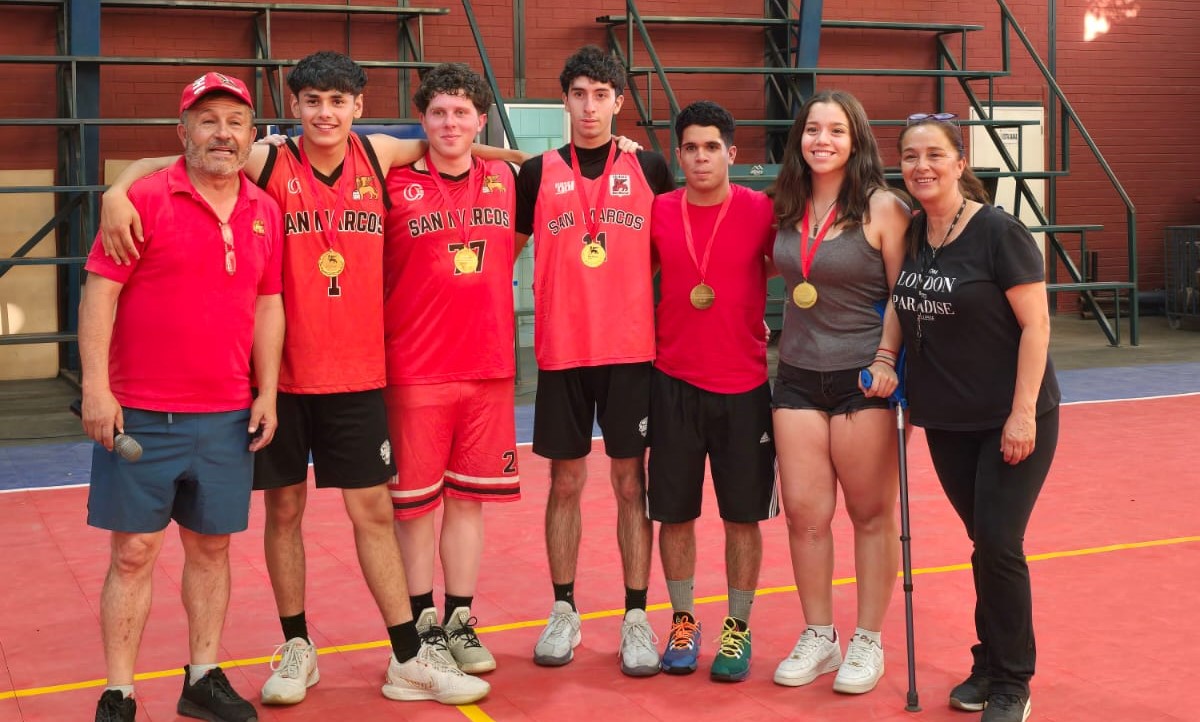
[949,673,991,711]
[95,689,136,722]
[177,666,258,722]
[980,692,1031,722]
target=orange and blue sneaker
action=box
[660,611,701,674]
[710,617,752,682]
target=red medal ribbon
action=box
[425,153,483,245]
[798,202,839,280]
[680,190,734,284]
[569,142,618,238]
[299,137,354,252]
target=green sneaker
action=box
[710,617,752,682]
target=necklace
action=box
[925,197,967,268]
[809,196,837,238]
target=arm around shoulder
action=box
[101,156,179,263]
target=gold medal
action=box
[792,281,818,309]
[581,242,607,268]
[318,249,345,278]
[453,246,479,274]
[689,282,715,310]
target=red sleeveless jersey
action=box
[531,149,655,370]
[261,133,389,393]
[383,157,516,384]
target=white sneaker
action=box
[415,607,456,667]
[533,600,581,666]
[833,632,885,694]
[445,607,497,674]
[773,628,842,687]
[261,637,319,705]
[618,608,660,677]
[381,645,490,705]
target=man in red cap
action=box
[83,71,284,722]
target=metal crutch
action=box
[861,355,920,712]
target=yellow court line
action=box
[2,534,1198,715]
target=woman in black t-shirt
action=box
[894,116,1060,722]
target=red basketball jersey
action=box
[261,133,389,393]
[383,157,516,384]
[531,149,655,370]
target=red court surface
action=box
[1,394,1197,721]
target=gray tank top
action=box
[773,224,888,371]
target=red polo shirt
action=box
[85,158,284,412]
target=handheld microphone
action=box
[69,399,144,462]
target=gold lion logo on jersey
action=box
[481,174,506,194]
[353,175,379,200]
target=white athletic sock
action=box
[854,626,882,644]
[188,663,218,685]
[665,577,695,616]
[808,623,837,642]
[105,684,134,698]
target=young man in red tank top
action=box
[98,51,513,708]
[380,63,520,678]
[514,45,675,676]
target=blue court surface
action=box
[3,361,1199,493]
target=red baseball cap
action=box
[179,72,254,114]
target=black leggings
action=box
[924,406,1059,697]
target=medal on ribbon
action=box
[793,200,839,309]
[680,189,734,311]
[570,143,618,268]
[426,152,485,276]
[300,138,354,297]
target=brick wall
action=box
[2,0,1197,295]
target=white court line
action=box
[5,390,1199,496]
[1062,390,1200,406]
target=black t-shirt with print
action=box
[892,204,1061,430]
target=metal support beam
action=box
[794,0,823,103]
[513,0,526,99]
[63,0,101,372]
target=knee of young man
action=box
[264,484,308,527]
[342,483,396,528]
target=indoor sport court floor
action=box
[1,317,1198,722]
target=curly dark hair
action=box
[413,63,493,114]
[675,100,735,147]
[559,45,626,96]
[287,50,367,96]
[770,90,887,232]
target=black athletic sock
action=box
[443,594,474,624]
[409,591,435,622]
[553,581,576,610]
[280,611,309,643]
[388,621,420,663]
[625,587,648,613]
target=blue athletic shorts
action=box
[87,407,254,535]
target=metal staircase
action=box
[0,0,525,374]
[599,0,1139,345]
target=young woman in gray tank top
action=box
[768,90,911,695]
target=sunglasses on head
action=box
[907,112,957,125]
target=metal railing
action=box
[0,0,451,360]
[933,0,1138,345]
[601,0,1137,345]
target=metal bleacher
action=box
[599,0,1139,345]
